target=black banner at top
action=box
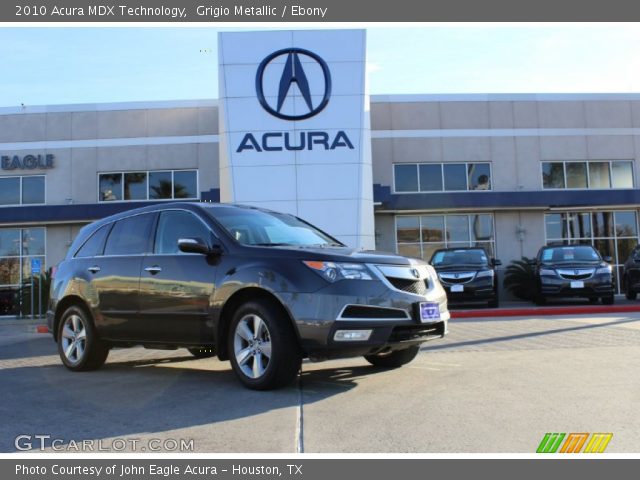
[4,0,640,22]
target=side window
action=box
[154,210,212,255]
[104,214,154,256]
[74,224,112,258]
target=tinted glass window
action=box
[468,163,491,190]
[124,172,147,200]
[394,164,418,192]
[21,176,45,204]
[0,229,20,256]
[589,162,611,189]
[75,224,111,258]
[611,161,634,188]
[0,177,20,205]
[397,216,420,243]
[471,214,493,242]
[155,211,211,254]
[104,214,154,256]
[565,162,588,189]
[149,171,173,199]
[421,216,444,242]
[542,163,565,189]
[443,164,467,191]
[446,215,469,242]
[173,171,198,199]
[614,211,637,237]
[21,229,45,256]
[545,213,564,239]
[431,249,489,266]
[99,173,122,201]
[418,164,442,191]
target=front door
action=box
[138,210,218,344]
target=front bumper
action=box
[539,274,614,297]
[441,281,496,303]
[277,271,450,358]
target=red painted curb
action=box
[35,325,49,333]
[450,304,640,319]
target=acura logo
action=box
[410,268,420,279]
[255,48,332,121]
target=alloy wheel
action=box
[60,314,87,365]
[233,313,272,379]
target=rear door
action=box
[138,209,218,344]
[88,212,156,340]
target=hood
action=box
[243,245,417,265]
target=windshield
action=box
[540,245,601,263]
[206,206,341,247]
[431,249,489,266]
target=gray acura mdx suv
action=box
[48,203,449,389]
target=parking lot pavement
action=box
[1,312,640,453]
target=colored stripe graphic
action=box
[537,433,566,453]
[560,433,589,453]
[584,433,613,453]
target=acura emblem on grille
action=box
[410,268,420,279]
[454,273,460,279]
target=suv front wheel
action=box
[228,300,301,390]
[57,305,110,371]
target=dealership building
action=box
[3,29,640,314]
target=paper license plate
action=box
[450,284,464,293]
[419,302,441,323]
[570,281,584,289]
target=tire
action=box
[188,347,216,358]
[602,295,615,306]
[57,305,109,371]
[364,345,420,368]
[228,300,301,390]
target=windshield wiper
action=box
[252,242,296,247]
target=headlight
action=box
[303,261,374,282]
[596,265,613,275]
[539,268,556,276]
[476,270,494,278]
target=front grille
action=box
[557,268,595,280]
[387,277,428,296]
[438,272,476,284]
[388,322,445,342]
[340,305,409,319]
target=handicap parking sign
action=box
[31,258,41,274]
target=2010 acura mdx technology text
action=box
[48,203,449,390]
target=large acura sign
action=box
[218,29,375,249]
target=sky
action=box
[1,25,640,107]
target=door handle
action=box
[88,266,101,274]
[144,266,162,274]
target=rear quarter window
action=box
[104,213,155,256]
[74,224,112,258]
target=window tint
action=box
[468,163,491,190]
[99,173,122,201]
[589,162,611,189]
[21,176,45,204]
[155,211,211,254]
[173,171,198,199]
[104,214,154,256]
[542,162,565,189]
[394,164,418,192]
[124,173,147,200]
[0,177,20,205]
[611,161,634,188]
[443,164,467,191]
[565,162,588,189]
[149,171,173,199]
[75,224,111,258]
[419,164,443,191]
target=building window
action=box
[393,163,492,193]
[0,227,46,314]
[0,176,45,206]
[542,161,634,190]
[544,210,639,293]
[98,170,198,202]
[396,213,496,261]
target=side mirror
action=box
[178,237,217,255]
[603,256,613,263]
[492,259,502,267]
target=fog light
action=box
[334,330,372,342]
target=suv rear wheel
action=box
[228,300,301,390]
[57,305,109,371]
[364,345,420,368]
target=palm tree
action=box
[503,257,536,301]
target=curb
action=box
[450,304,640,319]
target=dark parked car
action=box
[622,245,640,300]
[429,248,501,308]
[48,203,449,390]
[532,244,615,305]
